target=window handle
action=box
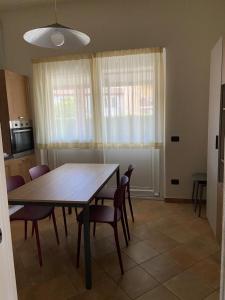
[0,228,2,244]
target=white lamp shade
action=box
[23,23,90,49]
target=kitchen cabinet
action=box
[5,70,30,121]
[0,69,31,155]
[5,153,36,182]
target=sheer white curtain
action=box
[33,48,165,197]
[33,57,95,149]
[93,49,164,148]
[93,49,165,197]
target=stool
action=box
[191,173,207,217]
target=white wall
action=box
[1,0,225,199]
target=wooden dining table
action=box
[8,163,120,289]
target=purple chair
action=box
[7,175,59,266]
[76,175,129,274]
[94,165,134,239]
[29,165,68,237]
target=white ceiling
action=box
[0,0,67,11]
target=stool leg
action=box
[192,181,196,203]
[198,184,204,218]
[194,182,199,213]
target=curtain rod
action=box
[32,47,163,64]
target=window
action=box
[96,50,164,146]
[33,48,164,149]
[33,59,95,148]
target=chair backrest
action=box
[113,175,129,210]
[7,175,25,192]
[29,164,50,180]
[124,164,134,185]
[124,165,134,193]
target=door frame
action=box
[0,126,18,300]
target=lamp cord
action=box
[54,0,58,23]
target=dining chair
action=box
[76,175,129,274]
[94,164,134,239]
[29,165,68,236]
[7,175,59,266]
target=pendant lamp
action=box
[23,0,90,50]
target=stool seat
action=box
[192,173,207,183]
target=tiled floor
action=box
[11,199,221,300]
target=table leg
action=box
[116,167,120,187]
[83,204,92,289]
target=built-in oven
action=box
[10,120,34,158]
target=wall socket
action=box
[171,136,180,142]
[171,179,179,185]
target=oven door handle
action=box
[13,129,32,133]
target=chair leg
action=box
[113,223,124,274]
[121,210,128,247]
[101,199,104,205]
[194,182,199,213]
[191,181,196,203]
[62,207,68,237]
[52,210,60,245]
[93,198,99,237]
[31,222,35,237]
[93,222,97,237]
[33,221,43,267]
[76,223,82,268]
[24,220,28,240]
[123,201,130,240]
[127,188,134,222]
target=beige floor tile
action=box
[183,237,219,261]
[140,254,184,283]
[18,274,78,300]
[204,290,220,300]
[12,200,221,300]
[146,216,181,232]
[210,251,221,265]
[123,240,159,264]
[108,231,141,248]
[165,270,215,300]
[187,258,221,289]
[136,285,179,300]
[116,266,159,299]
[91,223,114,240]
[95,251,137,278]
[164,245,198,268]
[161,224,199,243]
[63,259,107,294]
[144,230,179,253]
[69,277,130,300]
[90,236,115,259]
[131,224,154,240]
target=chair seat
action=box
[77,205,121,223]
[95,187,116,200]
[10,205,54,221]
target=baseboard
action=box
[164,198,192,203]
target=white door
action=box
[0,127,18,300]
[207,38,223,234]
